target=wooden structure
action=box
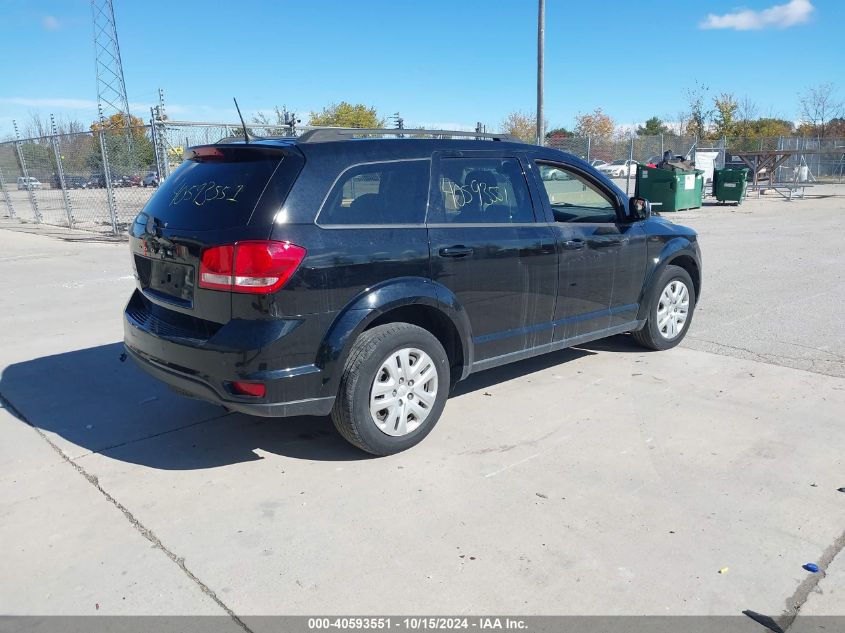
[725,149,835,200]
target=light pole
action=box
[536,0,545,146]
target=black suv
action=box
[124,129,701,455]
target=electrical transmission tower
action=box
[91,0,131,128]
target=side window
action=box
[536,162,619,223]
[435,157,535,224]
[318,160,429,225]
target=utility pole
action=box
[536,0,545,146]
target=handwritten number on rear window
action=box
[169,182,244,207]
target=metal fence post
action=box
[13,121,42,224]
[586,135,591,163]
[150,109,164,182]
[0,163,15,219]
[50,114,75,229]
[98,128,119,235]
[626,136,634,195]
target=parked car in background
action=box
[539,165,566,180]
[142,172,160,187]
[17,177,42,190]
[124,129,701,455]
[86,174,106,189]
[598,159,638,178]
[590,159,608,168]
[51,174,88,189]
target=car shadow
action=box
[0,338,627,470]
[575,333,649,354]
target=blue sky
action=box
[0,0,842,136]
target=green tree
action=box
[712,93,739,138]
[752,118,795,137]
[501,111,537,143]
[683,82,711,139]
[308,102,383,128]
[636,116,668,136]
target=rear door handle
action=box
[562,239,585,250]
[439,246,474,258]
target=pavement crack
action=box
[0,390,253,633]
[771,527,845,632]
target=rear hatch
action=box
[128,143,305,329]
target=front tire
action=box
[632,265,696,351]
[331,323,450,456]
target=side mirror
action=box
[629,196,651,220]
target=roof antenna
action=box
[233,97,249,144]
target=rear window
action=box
[142,147,298,230]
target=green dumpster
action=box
[635,166,705,212]
[712,167,748,205]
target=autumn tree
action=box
[826,118,845,137]
[308,102,383,128]
[545,127,573,140]
[90,113,155,172]
[798,83,843,137]
[574,108,615,139]
[501,111,537,143]
[636,116,669,136]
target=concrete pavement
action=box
[0,188,843,625]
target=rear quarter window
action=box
[318,160,430,225]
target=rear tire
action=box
[632,265,696,351]
[331,323,450,456]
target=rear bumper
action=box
[123,294,335,418]
[124,345,334,417]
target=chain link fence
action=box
[1,121,844,235]
[548,133,845,193]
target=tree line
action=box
[502,82,844,144]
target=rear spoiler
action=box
[183,143,300,162]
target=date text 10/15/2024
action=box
[307,617,528,630]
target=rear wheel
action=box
[632,265,696,351]
[331,323,450,455]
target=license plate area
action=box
[148,260,195,306]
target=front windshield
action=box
[610,160,625,165]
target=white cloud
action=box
[42,15,60,31]
[700,0,814,30]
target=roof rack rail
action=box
[296,128,519,143]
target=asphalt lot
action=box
[0,187,843,624]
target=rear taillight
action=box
[230,381,266,397]
[199,241,306,294]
